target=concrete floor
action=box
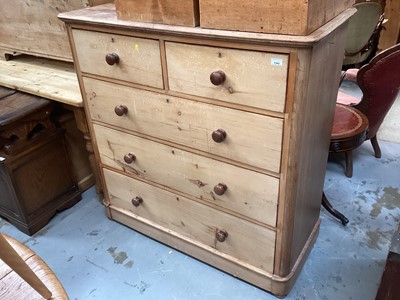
[0,138,399,300]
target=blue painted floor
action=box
[1,139,399,300]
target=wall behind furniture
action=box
[379,93,400,143]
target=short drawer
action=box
[84,77,283,173]
[72,29,163,89]
[94,124,279,226]
[104,168,276,273]
[166,42,288,112]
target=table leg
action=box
[322,192,349,225]
[344,150,353,178]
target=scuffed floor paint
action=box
[0,139,399,300]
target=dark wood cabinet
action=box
[0,87,81,235]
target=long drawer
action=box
[104,168,276,273]
[72,29,163,89]
[94,124,279,226]
[166,42,288,112]
[84,77,283,172]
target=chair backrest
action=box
[343,2,383,66]
[354,43,400,139]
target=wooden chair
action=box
[0,233,69,299]
[323,43,400,225]
[336,42,400,174]
[343,1,384,67]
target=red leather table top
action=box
[331,104,369,139]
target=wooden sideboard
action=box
[59,4,354,296]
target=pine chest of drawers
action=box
[59,4,354,296]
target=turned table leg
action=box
[73,107,102,194]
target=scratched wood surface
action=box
[200,0,354,35]
[104,168,276,273]
[84,77,283,173]
[94,124,279,227]
[73,29,163,89]
[115,0,199,26]
[0,56,82,107]
[0,0,111,61]
[166,42,288,113]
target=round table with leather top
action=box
[329,103,369,178]
[322,103,369,226]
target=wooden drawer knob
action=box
[124,153,136,164]
[210,70,226,86]
[214,183,227,195]
[105,53,119,65]
[131,196,143,207]
[212,129,227,143]
[114,105,128,116]
[216,229,228,242]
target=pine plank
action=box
[0,56,82,107]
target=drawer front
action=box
[104,168,276,272]
[94,124,279,226]
[166,42,288,112]
[84,77,283,172]
[72,29,163,89]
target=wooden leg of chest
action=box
[72,107,103,194]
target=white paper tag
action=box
[271,58,283,66]
[0,157,5,162]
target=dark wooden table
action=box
[322,104,369,225]
[329,103,369,177]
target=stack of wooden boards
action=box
[114,0,354,35]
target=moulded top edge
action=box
[58,3,356,47]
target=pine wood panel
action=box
[199,0,354,35]
[0,0,111,61]
[94,124,279,226]
[84,77,283,173]
[104,168,276,273]
[166,42,288,113]
[275,24,348,276]
[115,0,199,26]
[378,0,400,51]
[72,29,163,89]
[0,56,81,107]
